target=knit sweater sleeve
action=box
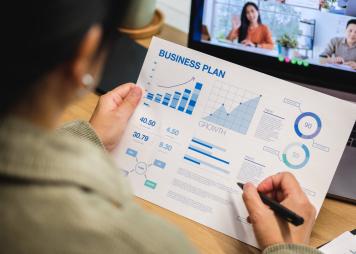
[56,120,104,149]
[263,244,323,254]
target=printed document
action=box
[319,231,356,254]
[112,37,356,247]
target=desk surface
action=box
[59,24,356,254]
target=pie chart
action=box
[282,143,310,169]
[294,112,322,139]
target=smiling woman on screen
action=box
[227,2,274,50]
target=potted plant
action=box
[277,34,298,58]
[121,0,157,29]
[320,0,330,11]
[320,0,338,11]
[119,0,165,39]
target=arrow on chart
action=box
[157,77,195,88]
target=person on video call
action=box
[1,1,323,254]
[226,2,274,49]
[321,19,356,69]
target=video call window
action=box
[200,0,356,72]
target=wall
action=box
[157,0,191,32]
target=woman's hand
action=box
[89,83,142,151]
[241,39,256,47]
[242,172,316,250]
[231,15,241,30]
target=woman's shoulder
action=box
[0,117,132,205]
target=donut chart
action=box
[294,112,322,139]
[282,143,310,169]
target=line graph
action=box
[158,77,196,88]
[203,82,261,135]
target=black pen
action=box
[237,182,304,226]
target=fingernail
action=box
[130,86,142,97]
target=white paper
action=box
[319,231,356,254]
[112,37,356,248]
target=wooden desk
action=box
[59,25,356,254]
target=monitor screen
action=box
[188,0,356,93]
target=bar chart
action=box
[145,82,203,115]
[183,137,230,175]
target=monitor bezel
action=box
[188,0,356,94]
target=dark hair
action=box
[346,19,356,28]
[238,2,262,43]
[2,0,129,116]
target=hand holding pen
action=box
[240,172,317,250]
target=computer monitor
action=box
[188,0,356,94]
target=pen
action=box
[237,182,304,226]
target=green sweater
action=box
[0,117,323,254]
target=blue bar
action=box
[195,82,203,90]
[184,155,200,165]
[178,89,191,112]
[185,99,197,115]
[146,93,154,100]
[189,145,212,155]
[186,83,203,115]
[153,159,166,169]
[188,146,230,164]
[143,102,150,107]
[126,148,137,157]
[162,93,172,106]
[170,92,181,109]
[191,139,212,149]
[184,154,229,174]
[154,94,162,103]
[191,138,226,152]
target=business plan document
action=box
[112,37,356,247]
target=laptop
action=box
[187,0,356,204]
[328,121,356,204]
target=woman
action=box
[1,1,320,253]
[227,2,274,49]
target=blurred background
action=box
[157,0,191,32]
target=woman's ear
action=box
[69,25,103,90]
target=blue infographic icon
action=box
[294,112,322,139]
[282,143,310,170]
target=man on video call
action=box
[321,19,356,69]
